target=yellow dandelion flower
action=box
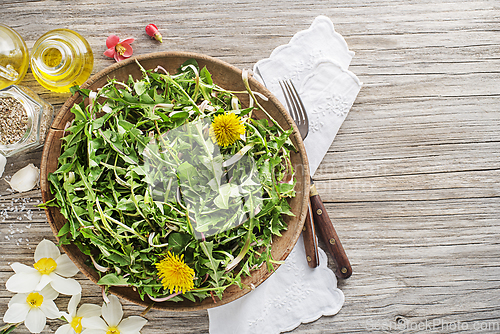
[210,113,245,147]
[156,251,195,294]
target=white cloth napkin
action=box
[253,15,362,175]
[209,236,344,334]
[208,15,361,333]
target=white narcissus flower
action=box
[3,285,60,333]
[81,295,147,334]
[6,239,81,295]
[56,293,102,334]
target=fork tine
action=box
[284,80,300,123]
[279,80,297,121]
[279,79,309,139]
[286,79,308,126]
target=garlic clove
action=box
[0,154,6,178]
[6,163,40,192]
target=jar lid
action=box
[0,24,29,90]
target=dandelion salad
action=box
[45,59,297,303]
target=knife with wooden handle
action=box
[309,178,352,279]
[302,201,320,268]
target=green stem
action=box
[130,185,156,232]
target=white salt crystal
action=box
[25,212,33,221]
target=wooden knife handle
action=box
[310,185,352,279]
[302,203,319,268]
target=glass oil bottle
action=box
[30,29,93,93]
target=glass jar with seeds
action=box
[0,85,54,157]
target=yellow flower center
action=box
[106,327,120,334]
[34,257,57,275]
[210,113,246,147]
[156,251,195,294]
[70,316,83,333]
[115,44,126,56]
[26,292,43,308]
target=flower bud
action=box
[145,24,163,43]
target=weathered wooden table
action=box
[2,0,499,333]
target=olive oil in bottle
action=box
[0,24,29,90]
[31,29,93,93]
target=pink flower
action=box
[103,35,134,62]
[145,24,163,43]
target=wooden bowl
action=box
[40,51,309,311]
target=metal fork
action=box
[279,79,352,278]
[279,80,309,139]
[279,79,318,268]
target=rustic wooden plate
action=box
[40,51,309,311]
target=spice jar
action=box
[0,24,30,90]
[0,85,54,157]
[30,29,94,93]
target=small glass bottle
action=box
[0,24,29,90]
[30,29,94,93]
[0,85,54,157]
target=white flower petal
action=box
[77,304,102,318]
[34,239,60,262]
[35,274,53,291]
[40,299,60,319]
[10,262,37,274]
[81,330,107,334]
[60,311,72,323]
[40,284,59,300]
[117,316,148,333]
[55,254,79,277]
[55,323,74,334]
[68,293,81,317]
[6,271,41,293]
[3,302,30,323]
[82,316,108,330]
[8,293,28,307]
[102,295,123,327]
[49,273,82,295]
[25,308,46,333]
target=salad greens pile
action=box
[46,59,297,303]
